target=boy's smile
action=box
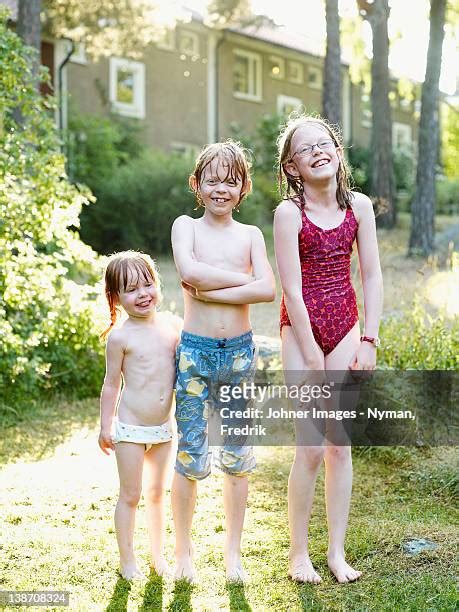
[196,157,247,216]
[118,267,158,318]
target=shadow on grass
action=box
[106,577,131,611]
[168,578,194,611]
[140,572,164,610]
[226,580,252,611]
[0,395,99,466]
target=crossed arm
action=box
[171,215,275,304]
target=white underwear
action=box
[112,418,173,452]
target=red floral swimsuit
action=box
[280,205,359,356]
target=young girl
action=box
[274,115,383,584]
[98,251,181,580]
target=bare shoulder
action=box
[171,214,195,232]
[106,326,127,351]
[350,192,374,224]
[274,199,302,229]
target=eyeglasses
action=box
[291,139,336,159]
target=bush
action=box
[80,149,197,255]
[347,145,415,204]
[436,176,459,216]
[0,9,104,411]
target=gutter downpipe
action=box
[58,39,74,136]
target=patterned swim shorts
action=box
[175,330,257,480]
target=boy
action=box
[171,141,275,582]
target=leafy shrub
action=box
[379,300,458,370]
[436,176,459,216]
[0,9,104,411]
[79,149,197,255]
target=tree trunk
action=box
[409,0,447,256]
[323,0,342,126]
[17,0,42,81]
[358,0,396,228]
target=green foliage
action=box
[79,149,197,255]
[348,145,415,207]
[436,176,459,216]
[379,300,458,370]
[441,103,459,180]
[0,12,104,410]
[66,111,144,188]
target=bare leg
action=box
[143,441,173,576]
[288,446,324,583]
[171,471,197,582]
[282,327,324,584]
[223,473,248,582]
[114,442,145,580]
[324,323,362,583]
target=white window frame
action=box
[157,28,175,51]
[67,41,87,65]
[307,65,323,90]
[268,55,285,80]
[233,49,262,102]
[179,30,199,57]
[287,60,303,84]
[109,57,145,120]
[277,95,303,116]
[392,122,412,150]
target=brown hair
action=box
[189,139,252,209]
[277,113,354,210]
[100,251,162,340]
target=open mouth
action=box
[312,159,330,168]
[137,299,152,308]
[212,197,229,203]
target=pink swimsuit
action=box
[280,205,359,356]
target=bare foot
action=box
[327,554,362,583]
[150,556,171,577]
[288,553,322,584]
[119,563,146,581]
[174,550,197,583]
[225,551,248,583]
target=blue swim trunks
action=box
[175,330,257,480]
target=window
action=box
[277,95,303,117]
[180,31,199,56]
[233,49,262,101]
[157,28,175,51]
[287,61,303,84]
[109,58,145,119]
[307,65,322,89]
[361,92,372,128]
[393,122,412,150]
[268,55,285,79]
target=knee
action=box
[144,486,165,505]
[325,445,352,464]
[294,446,325,471]
[119,487,142,508]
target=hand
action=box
[98,429,115,455]
[349,342,376,373]
[181,280,197,297]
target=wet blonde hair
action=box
[277,113,353,210]
[101,251,162,340]
[189,140,252,209]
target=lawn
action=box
[1,213,458,611]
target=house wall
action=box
[63,20,418,156]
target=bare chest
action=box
[193,226,252,271]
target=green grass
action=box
[0,397,457,610]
